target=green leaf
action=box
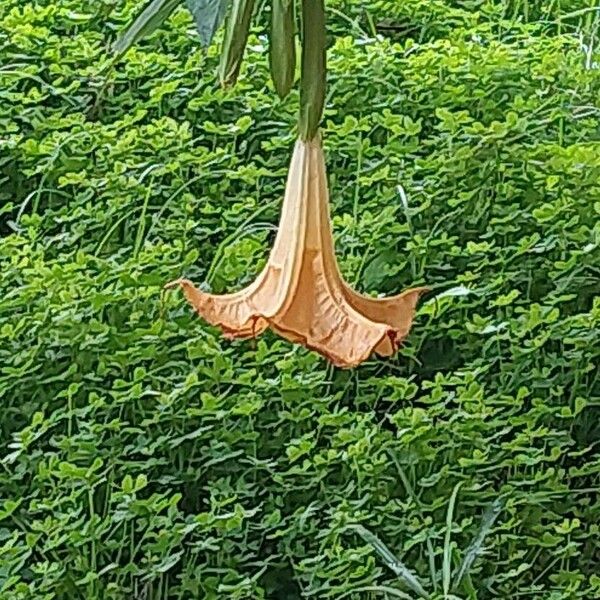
[135,474,148,491]
[121,474,134,493]
[270,0,296,99]
[185,0,230,47]
[0,499,22,522]
[299,0,326,140]
[113,0,181,60]
[219,0,255,87]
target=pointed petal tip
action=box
[408,285,431,296]
[164,278,194,290]
[161,139,428,369]
[402,285,432,304]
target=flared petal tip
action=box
[409,286,432,299]
[162,136,430,369]
[164,278,194,291]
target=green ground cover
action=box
[0,1,599,598]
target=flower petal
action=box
[166,137,426,368]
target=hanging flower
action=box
[166,137,427,367]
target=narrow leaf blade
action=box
[443,483,463,597]
[113,0,181,59]
[454,498,503,588]
[219,0,256,87]
[348,525,429,599]
[185,0,230,47]
[299,0,326,140]
[270,0,296,99]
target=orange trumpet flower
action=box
[166,137,427,368]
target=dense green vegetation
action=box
[1,1,599,598]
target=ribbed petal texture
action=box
[166,138,427,367]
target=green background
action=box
[0,1,599,598]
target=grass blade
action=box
[340,585,416,599]
[453,498,503,589]
[443,483,463,598]
[389,452,438,591]
[347,525,429,599]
